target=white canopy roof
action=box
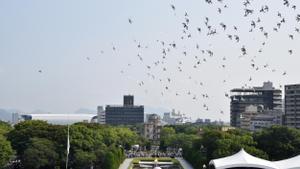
[209,149,278,169]
[209,149,300,169]
[273,155,300,169]
[21,114,96,125]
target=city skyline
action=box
[1,0,300,122]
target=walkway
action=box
[119,158,133,169]
[176,157,194,169]
[119,157,194,169]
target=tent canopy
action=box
[209,149,300,169]
[273,154,300,169]
[209,149,278,169]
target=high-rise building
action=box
[284,84,300,128]
[162,109,192,125]
[105,95,144,125]
[97,106,105,124]
[12,112,20,125]
[123,95,134,106]
[230,82,282,127]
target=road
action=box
[119,158,133,169]
[176,157,194,169]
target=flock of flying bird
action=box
[66,0,300,115]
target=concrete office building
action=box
[284,84,300,128]
[250,109,282,131]
[230,82,282,127]
[162,109,192,125]
[195,118,224,126]
[11,112,20,125]
[240,105,282,131]
[240,105,261,130]
[105,95,144,125]
[97,106,105,124]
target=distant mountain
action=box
[0,109,11,122]
[31,109,50,114]
[74,108,96,114]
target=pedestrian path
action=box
[119,157,194,169]
[176,157,194,169]
[119,158,133,169]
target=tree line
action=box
[159,125,300,169]
[0,120,145,169]
[2,120,300,169]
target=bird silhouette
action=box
[128,18,133,24]
[118,0,300,114]
[283,0,290,7]
[171,4,175,11]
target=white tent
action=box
[209,149,279,169]
[273,155,300,169]
[209,149,300,169]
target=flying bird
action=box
[282,71,287,76]
[171,4,175,11]
[244,9,254,17]
[241,46,247,55]
[128,18,133,24]
[283,0,290,7]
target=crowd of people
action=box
[125,145,182,158]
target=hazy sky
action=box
[1,0,300,121]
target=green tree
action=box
[182,128,268,168]
[0,136,14,169]
[212,134,268,159]
[170,133,198,149]
[102,146,124,169]
[72,150,96,169]
[7,120,50,155]
[203,129,268,160]
[254,125,300,160]
[160,127,176,150]
[0,121,14,169]
[7,121,138,169]
[201,129,224,161]
[115,127,139,149]
[0,121,12,135]
[103,151,116,169]
[22,137,59,169]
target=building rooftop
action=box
[231,82,281,93]
[106,104,144,108]
[21,113,96,125]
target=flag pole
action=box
[66,124,70,169]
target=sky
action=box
[0,0,300,122]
